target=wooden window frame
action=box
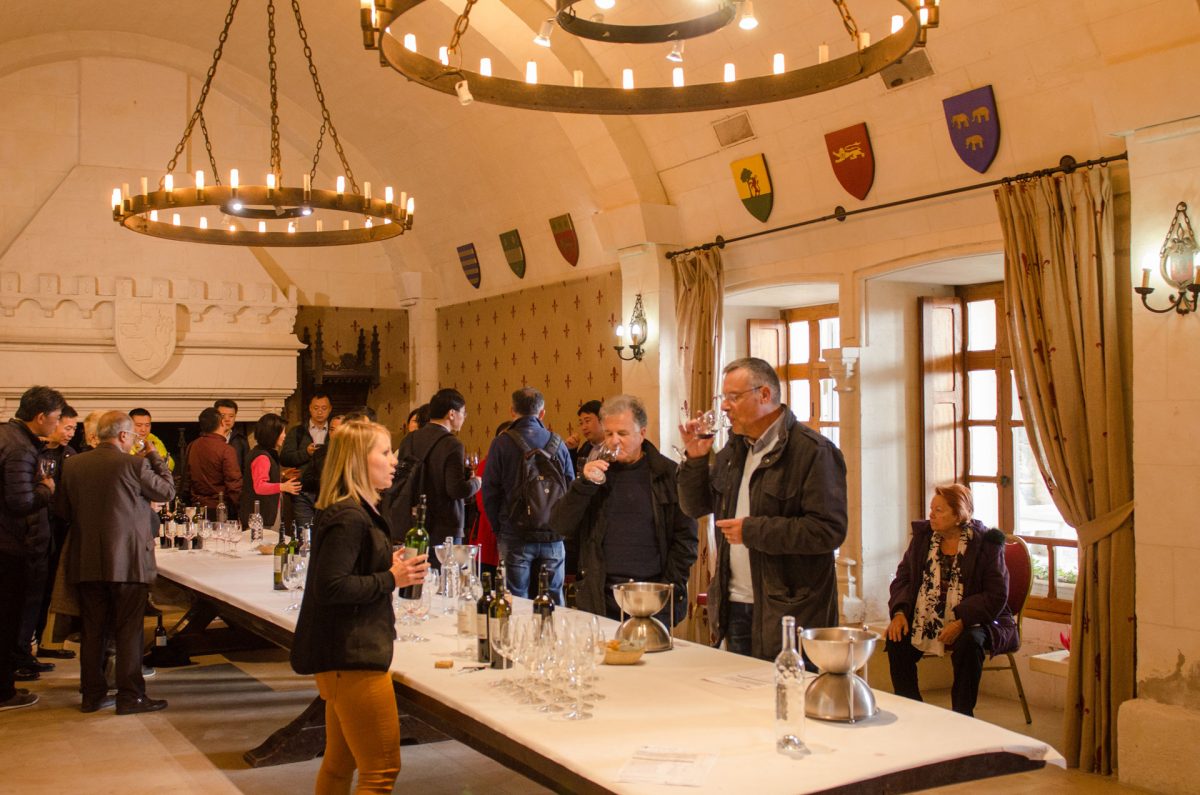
[958,282,1072,623]
[747,304,840,441]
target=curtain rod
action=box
[665,152,1129,259]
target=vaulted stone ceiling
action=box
[3,1,1196,306]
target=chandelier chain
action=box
[831,0,860,44]
[163,0,240,186]
[197,112,222,185]
[267,0,282,180]
[449,0,480,57]
[308,120,328,186]
[290,0,359,195]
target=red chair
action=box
[981,535,1033,724]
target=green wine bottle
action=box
[272,523,289,590]
[398,495,429,600]
[488,563,512,670]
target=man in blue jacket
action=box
[0,385,65,711]
[482,387,575,601]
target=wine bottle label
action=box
[457,609,470,635]
[273,556,283,573]
[155,634,167,647]
[476,612,488,639]
[404,545,420,560]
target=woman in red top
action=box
[469,421,510,575]
[240,413,301,530]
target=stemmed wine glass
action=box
[596,440,621,463]
[397,571,433,642]
[679,397,729,440]
[283,557,307,611]
[38,457,57,480]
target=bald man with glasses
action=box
[678,356,847,661]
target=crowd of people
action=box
[0,355,1016,790]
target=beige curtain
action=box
[995,166,1134,774]
[672,248,724,636]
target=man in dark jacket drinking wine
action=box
[678,357,847,660]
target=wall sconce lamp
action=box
[614,293,649,361]
[1137,202,1200,315]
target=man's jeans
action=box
[725,601,754,656]
[496,536,565,605]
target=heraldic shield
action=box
[825,122,875,201]
[458,243,482,289]
[115,298,176,380]
[943,85,1000,174]
[730,153,773,222]
[549,214,579,267]
[500,229,526,278]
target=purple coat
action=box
[887,519,1019,656]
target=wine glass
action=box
[283,557,306,611]
[228,521,243,556]
[596,440,621,463]
[397,576,432,642]
[38,457,57,479]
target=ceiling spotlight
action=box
[595,0,615,9]
[737,1,758,31]
[666,41,685,63]
[533,18,554,47]
[455,79,474,105]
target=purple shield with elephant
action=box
[943,85,1000,174]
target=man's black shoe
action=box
[20,660,55,673]
[13,668,40,682]
[36,647,76,660]
[115,696,168,715]
[81,695,116,713]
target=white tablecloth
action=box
[156,546,1065,794]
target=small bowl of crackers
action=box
[603,637,645,665]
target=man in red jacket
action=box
[187,407,241,519]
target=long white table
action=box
[155,545,1065,794]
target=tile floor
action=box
[0,614,1148,794]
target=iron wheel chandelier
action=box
[112,0,414,247]
[360,0,940,115]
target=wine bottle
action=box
[173,499,189,550]
[774,615,807,757]
[154,614,168,648]
[532,565,554,624]
[397,495,429,600]
[273,523,289,590]
[157,502,172,549]
[216,491,228,524]
[247,499,264,544]
[476,571,493,664]
[488,563,512,670]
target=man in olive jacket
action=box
[678,357,847,661]
[58,411,174,714]
[549,395,696,623]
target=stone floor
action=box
[0,612,1149,795]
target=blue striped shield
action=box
[457,243,481,289]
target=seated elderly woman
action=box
[885,483,1016,717]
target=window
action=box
[922,283,1074,622]
[748,304,840,446]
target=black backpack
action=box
[504,429,569,543]
[382,433,449,542]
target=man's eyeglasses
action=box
[716,385,764,404]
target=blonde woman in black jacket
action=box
[290,420,428,795]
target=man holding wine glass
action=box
[678,357,847,661]
[549,395,697,623]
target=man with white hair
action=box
[57,410,174,715]
[549,395,697,623]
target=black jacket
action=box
[678,408,848,660]
[549,440,697,619]
[390,423,479,540]
[280,423,326,493]
[0,419,52,557]
[888,520,1018,656]
[290,498,397,674]
[240,447,281,529]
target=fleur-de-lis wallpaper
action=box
[436,268,623,456]
[286,306,412,436]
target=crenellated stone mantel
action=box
[0,272,303,422]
